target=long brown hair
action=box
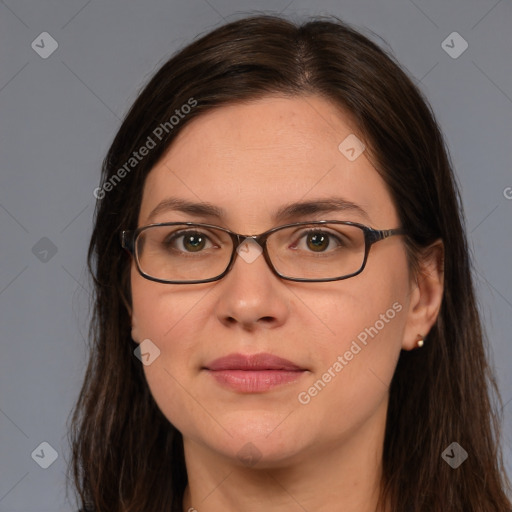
[68,14,512,512]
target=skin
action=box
[129,95,444,512]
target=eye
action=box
[293,229,347,253]
[163,230,217,253]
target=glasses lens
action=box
[135,223,366,282]
[268,223,366,280]
[136,224,233,282]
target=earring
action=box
[416,335,425,348]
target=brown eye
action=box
[306,232,330,252]
[181,233,206,252]
[164,230,213,253]
[291,229,346,254]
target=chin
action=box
[196,416,312,467]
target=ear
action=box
[402,239,444,350]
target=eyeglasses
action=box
[120,221,405,284]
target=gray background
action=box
[0,0,511,510]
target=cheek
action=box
[130,267,213,431]
[307,256,407,353]
[305,284,405,386]
[130,263,205,344]
[131,284,210,378]
[294,258,408,428]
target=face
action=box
[130,95,417,468]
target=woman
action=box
[69,14,512,512]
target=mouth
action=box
[203,352,307,393]
[204,352,305,372]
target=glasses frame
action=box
[120,220,406,284]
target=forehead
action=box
[138,95,398,231]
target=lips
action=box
[203,353,307,392]
[204,352,304,372]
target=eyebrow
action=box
[146,196,371,224]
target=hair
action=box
[68,13,512,512]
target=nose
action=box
[214,238,290,330]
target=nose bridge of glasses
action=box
[230,231,269,250]
[227,231,276,276]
